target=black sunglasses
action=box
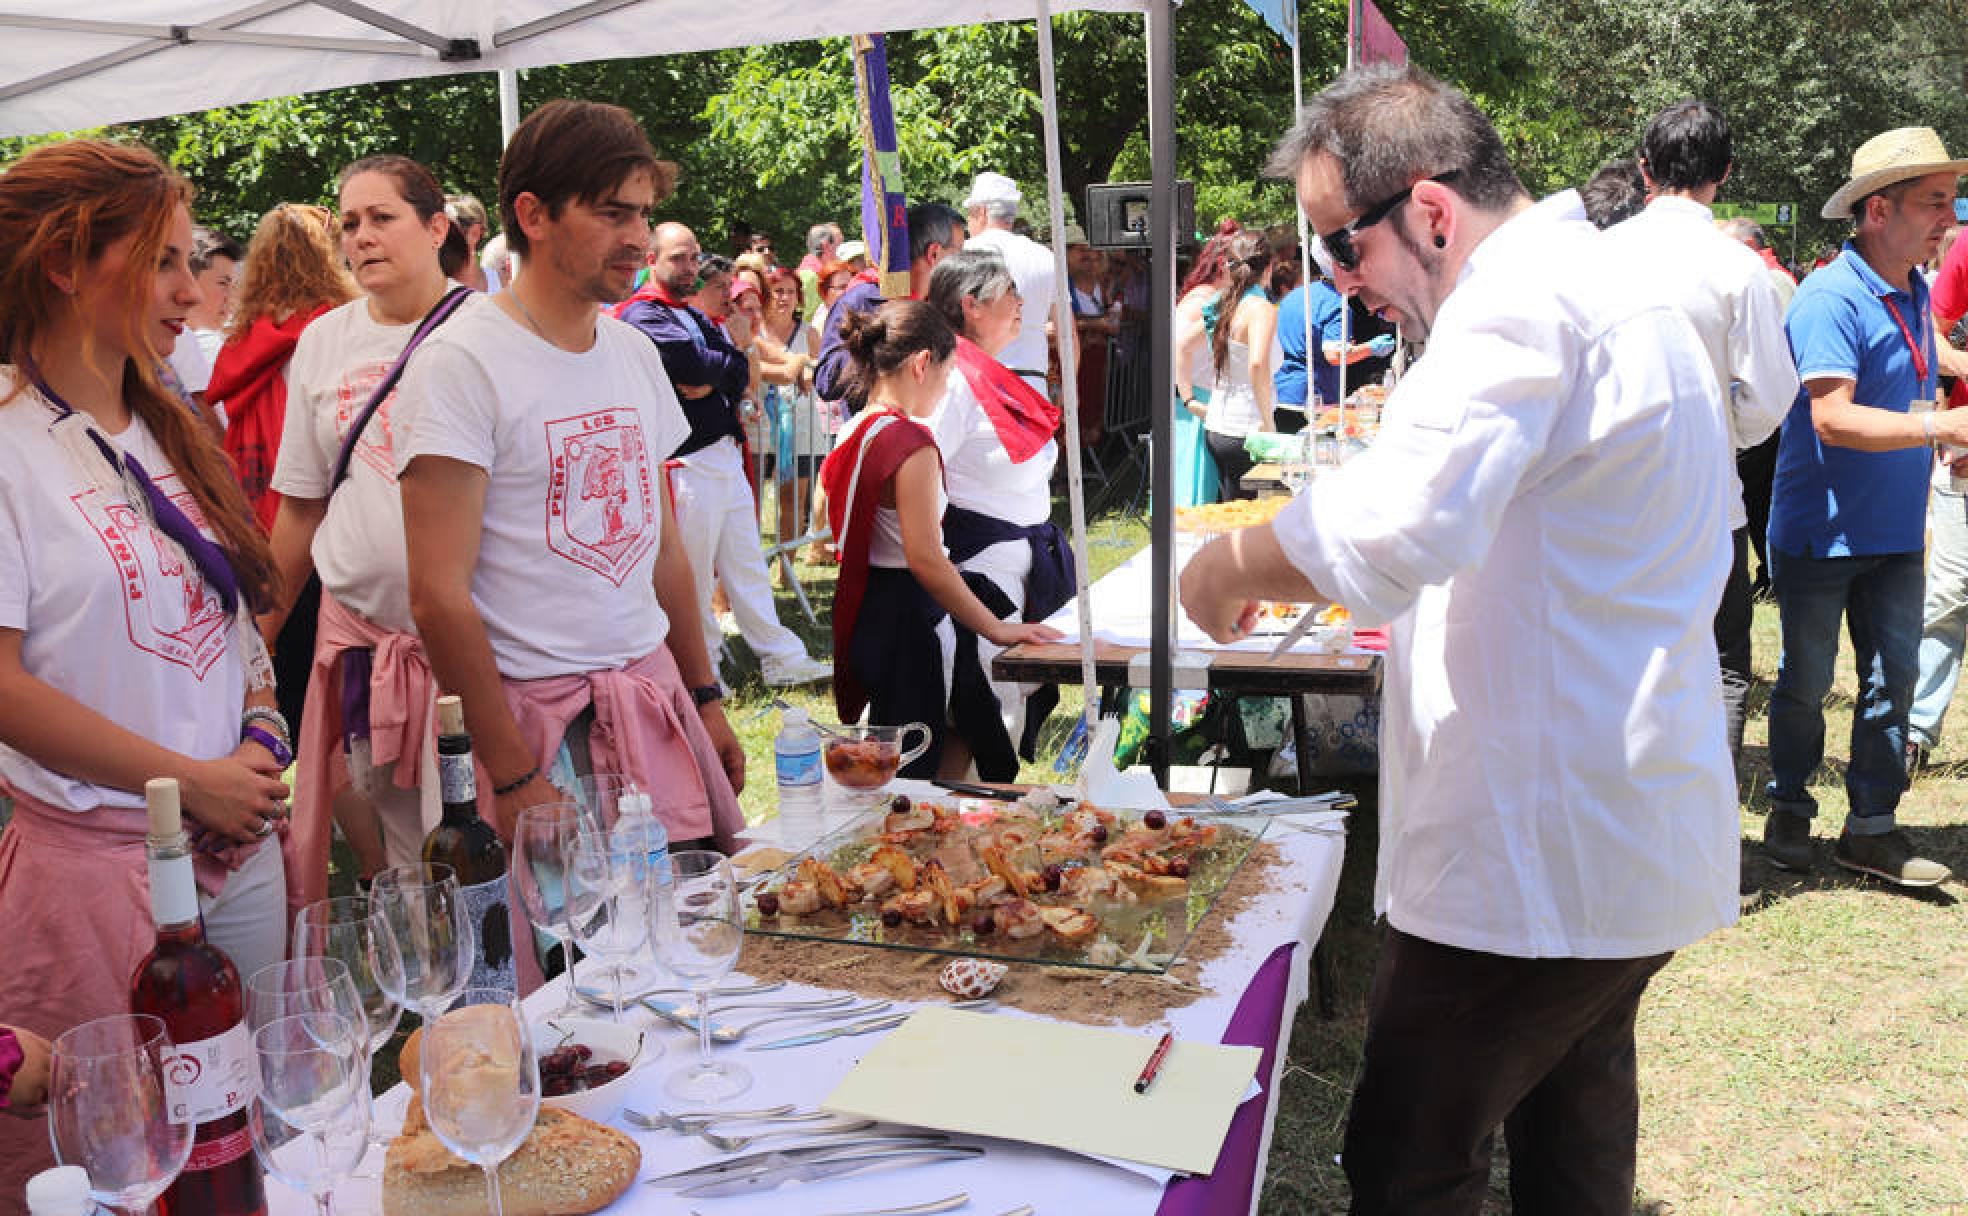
[1317,169,1462,272]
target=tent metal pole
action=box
[498,67,519,143]
[1146,0,1175,785]
[1034,0,1100,732]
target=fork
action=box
[659,1000,895,1045]
[649,992,859,1020]
[622,1103,797,1134]
[700,1117,877,1152]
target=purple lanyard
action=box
[27,365,241,618]
[328,285,473,491]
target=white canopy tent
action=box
[0,0,1189,780]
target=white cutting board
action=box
[821,1007,1259,1176]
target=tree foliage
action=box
[1,0,1962,260]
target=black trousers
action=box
[1204,429,1256,501]
[1714,528,1753,762]
[1738,434,1779,591]
[1343,928,1672,1216]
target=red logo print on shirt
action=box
[544,409,657,585]
[334,360,398,481]
[73,476,231,679]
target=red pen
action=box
[1134,1030,1175,1094]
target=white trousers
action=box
[200,838,288,983]
[347,734,440,872]
[671,438,808,667]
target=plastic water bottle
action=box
[775,708,824,847]
[613,788,669,882]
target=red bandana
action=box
[954,336,1061,464]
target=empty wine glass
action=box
[49,1013,192,1215]
[566,835,650,1019]
[371,862,474,1023]
[251,1011,369,1216]
[557,773,644,833]
[511,802,584,1017]
[418,988,540,1216]
[246,958,367,1039]
[650,850,750,1100]
[292,895,406,1058]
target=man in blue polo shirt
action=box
[1274,265,1394,415]
[1764,128,1968,886]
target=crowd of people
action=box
[1182,64,1968,1214]
[1,51,1966,1215]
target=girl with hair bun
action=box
[261,153,483,908]
[817,300,1063,778]
[0,139,291,1206]
[1195,231,1280,500]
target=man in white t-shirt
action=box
[961,172,1058,394]
[395,100,745,843]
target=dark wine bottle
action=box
[130,777,267,1216]
[423,695,514,991]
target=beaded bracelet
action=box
[241,706,292,749]
[492,765,540,798]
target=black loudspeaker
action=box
[1085,181,1196,251]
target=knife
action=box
[648,1135,957,1186]
[748,1010,910,1051]
[678,1146,986,1198]
[1266,606,1320,659]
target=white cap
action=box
[962,171,1022,210]
[836,239,868,262]
[25,1166,92,1216]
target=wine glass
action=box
[418,988,540,1216]
[48,1013,192,1215]
[292,895,406,1059]
[565,835,650,1019]
[371,862,474,1023]
[650,850,750,1100]
[251,1011,370,1216]
[557,773,644,833]
[246,958,368,1038]
[511,802,585,1017]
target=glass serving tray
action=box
[741,800,1269,974]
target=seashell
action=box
[939,957,1008,999]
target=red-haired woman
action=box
[0,139,290,1208]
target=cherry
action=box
[1170,857,1192,879]
[881,907,904,928]
[889,794,912,814]
[1089,824,1109,845]
[756,891,782,917]
[1042,864,1064,892]
[1143,810,1167,830]
[971,911,995,936]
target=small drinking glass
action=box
[251,1011,370,1216]
[650,850,750,1101]
[566,835,650,1019]
[48,1013,192,1215]
[292,895,406,1058]
[418,988,540,1216]
[511,802,585,1017]
[372,862,474,1022]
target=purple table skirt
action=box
[1156,941,1299,1216]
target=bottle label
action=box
[148,851,199,928]
[183,1124,255,1170]
[459,875,516,992]
[439,751,477,805]
[162,1021,254,1125]
[775,746,822,787]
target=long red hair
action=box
[0,140,276,611]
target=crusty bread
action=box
[382,1098,640,1216]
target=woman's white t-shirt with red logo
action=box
[393,306,689,680]
[0,372,246,810]
[271,295,491,633]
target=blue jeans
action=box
[1765,548,1924,836]
[1911,488,1968,748]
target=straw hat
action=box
[1821,127,1968,220]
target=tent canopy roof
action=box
[0,0,1149,137]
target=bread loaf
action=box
[382,1098,639,1216]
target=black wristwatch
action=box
[690,683,725,708]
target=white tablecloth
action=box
[274,813,1346,1216]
